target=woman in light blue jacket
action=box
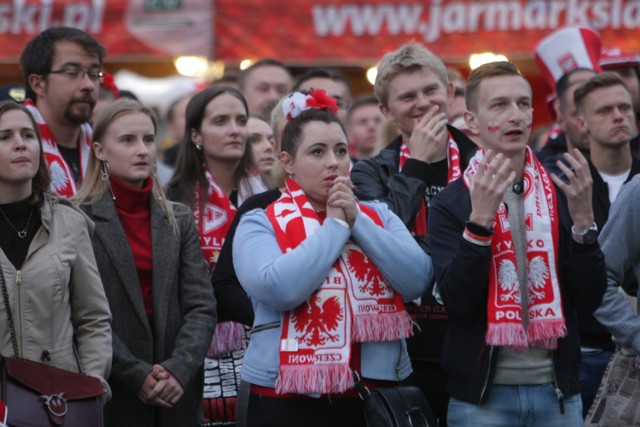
[233,91,432,427]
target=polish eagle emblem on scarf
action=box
[346,250,390,296]
[528,255,550,302]
[292,295,344,347]
[498,259,520,303]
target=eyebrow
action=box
[57,61,101,69]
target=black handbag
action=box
[353,371,436,427]
[0,265,104,427]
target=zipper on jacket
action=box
[15,269,24,355]
[551,361,565,414]
[478,346,495,404]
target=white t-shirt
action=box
[599,169,631,204]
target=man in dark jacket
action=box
[574,71,640,415]
[428,61,606,426]
[351,41,477,426]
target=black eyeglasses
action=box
[47,68,104,83]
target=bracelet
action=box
[463,228,492,246]
[464,220,494,237]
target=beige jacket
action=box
[0,195,112,391]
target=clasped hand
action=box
[327,176,358,228]
[138,364,184,408]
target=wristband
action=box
[464,220,494,237]
[463,228,492,246]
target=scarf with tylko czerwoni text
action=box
[266,177,413,395]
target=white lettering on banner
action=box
[312,0,640,43]
[0,0,105,35]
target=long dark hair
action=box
[167,86,249,209]
[0,100,50,202]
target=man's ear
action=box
[280,151,295,175]
[28,74,46,98]
[379,103,396,124]
[576,112,588,135]
[464,110,479,136]
[446,81,455,106]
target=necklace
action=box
[0,206,33,239]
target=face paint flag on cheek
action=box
[488,122,501,132]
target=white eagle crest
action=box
[498,259,520,303]
[528,256,550,302]
[49,160,69,193]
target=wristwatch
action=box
[571,223,599,245]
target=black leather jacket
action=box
[428,178,606,404]
[351,125,478,363]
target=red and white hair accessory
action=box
[281,89,339,120]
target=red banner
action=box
[215,0,640,63]
[0,0,212,61]
[0,1,638,63]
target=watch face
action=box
[582,229,599,245]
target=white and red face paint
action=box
[487,122,501,132]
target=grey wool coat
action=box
[82,192,217,427]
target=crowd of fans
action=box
[1,24,640,427]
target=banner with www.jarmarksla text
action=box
[0,0,212,61]
[214,0,640,63]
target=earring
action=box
[101,161,109,181]
[195,144,203,151]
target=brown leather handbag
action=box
[0,267,104,427]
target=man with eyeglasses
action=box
[20,27,105,198]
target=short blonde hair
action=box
[374,41,448,106]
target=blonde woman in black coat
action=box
[76,99,216,427]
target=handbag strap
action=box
[351,369,372,400]
[0,264,84,374]
[0,264,20,357]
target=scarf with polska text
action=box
[463,147,566,350]
[24,99,92,198]
[266,178,413,394]
[399,131,461,236]
[194,167,245,356]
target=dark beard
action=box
[64,101,95,124]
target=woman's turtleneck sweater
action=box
[110,175,154,317]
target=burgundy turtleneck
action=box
[110,175,154,317]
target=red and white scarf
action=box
[194,167,237,273]
[266,178,413,395]
[193,168,245,356]
[463,147,566,350]
[24,99,92,198]
[399,131,461,236]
